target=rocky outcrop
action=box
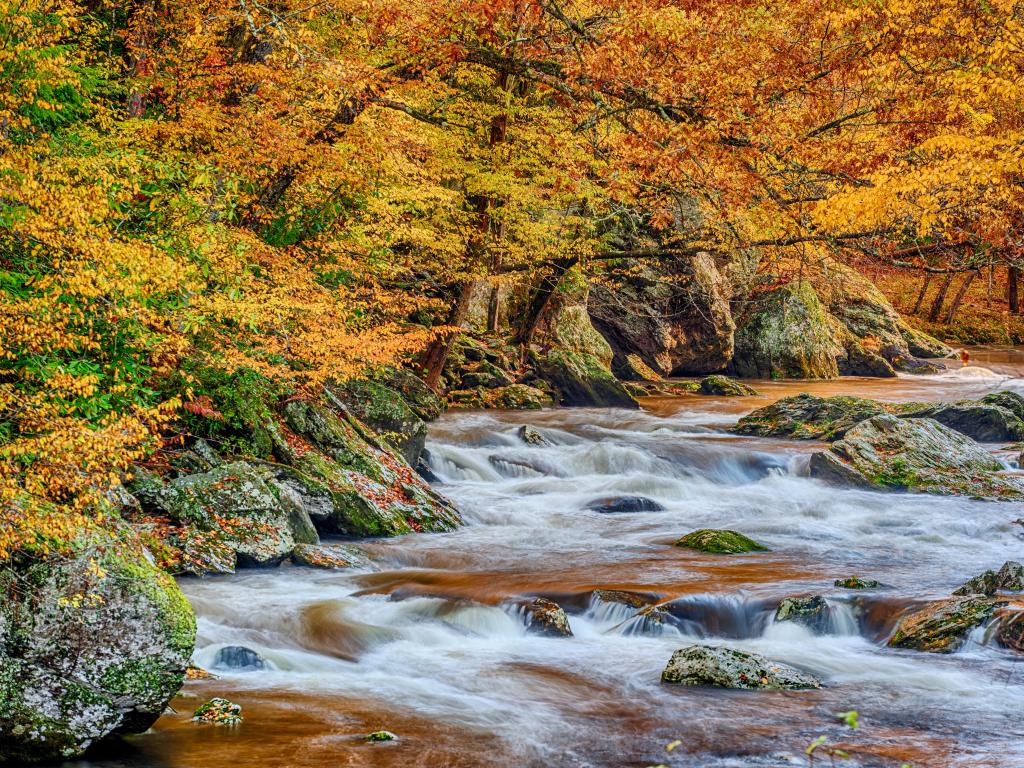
[661,645,820,689]
[954,561,1024,596]
[588,255,735,377]
[698,375,758,396]
[900,400,1024,442]
[486,384,553,410]
[733,393,888,440]
[808,415,1023,499]
[517,597,573,637]
[674,529,768,554]
[888,596,1001,653]
[0,530,196,762]
[732,281,842,380]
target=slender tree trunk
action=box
[126,1,157,117]
[422,281,476,391]
[928,271,955,322]
[944,270,977,324]
[486,277,501,333]
[911,272,933,315]
[1009,266,1020,314]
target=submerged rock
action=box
[586,496,665,513]
[211,645,267,672]
[954,561,1024,596]
[0,530,196,762]
[775,596,829,629]
[661,645,820,689]
[518,597,573,637]
[365,730,398,742]
[698,375,759,397]
[834,576,881,590]
[808,415,1022,499]
[292,543,373,570]
[888,596,1001,653]
[192,698,242,726]
[733,393,887,440]
[675,529,768,554]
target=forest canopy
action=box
[2,0,1023,555]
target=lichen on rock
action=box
[661,645,819,689]
[674,529,768,554]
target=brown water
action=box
[82,349,1024,768]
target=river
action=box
[91,350,1024,768]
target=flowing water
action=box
[92,350,1024,768]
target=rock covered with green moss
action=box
[808,415,1023,499]
[954,561,1024,596]
[733,393,888,440]
[887,596,1002,653]
[900,399,1024,442]
[661,645,819,689]
[330,377,431,466]
[0,529,196,763]
[674,529,768,554]
[775,595,829,629]
[834,576,881,590]
[698,375,759,396]
[192,698,242,725]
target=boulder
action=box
[592,589,659,610]
[834,576,881,590]
[531,349,638,408]
[732,281,842,380]
[330,378,428,466]
[211,645,267,672]
[899,400,1024,442]
[808,415,1023,499]
[0,530,196,762]
[675,529,768,554]
[291,543,373,570]
[733,394,887,440]
[588,255,735,377]
[980,391,1024,421]
[517,425,552,446]
[992,607,1024,652]
[775,596,829,629]
[661,645,820,689]
[487,384,553,410]
[698,375,759,396]
[888,596,1001,653]
[586,496,665,513]
[282,400,462,536]
[953,561,1024,596]
[149,461,319,573]
[517,597,573,637]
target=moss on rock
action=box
[888,596,1001,653]
[674,529,768,554]
[698,375,759,396]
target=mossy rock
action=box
[486,384,553,410]
[516,597,573,637]
[331,378,427,465]
[698,375,759,397]
[661,645,819,689]
[834,576,881,590]
[532,349,638,409]
[900,400,1024,442]
[733,393,888,440]
[775,595,828,629]
[809,415,1024,499]
[953,561,1024,596]
[888,596,1001,653]
[0,528,196,762]
[292,543,374,570]
[674,529,768,554]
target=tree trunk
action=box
[1009,266,1020,314]
[944,270,977,324]
[126,1,157,118]
[421,281,476,391]
[486,280,501,333]
[911,272,932,315]
[927,271,955,322]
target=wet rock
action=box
[953,561,1024,596]
[330,378,428,466]
[980,391,1024,421]
[518,597,573,637]
[592,589,658,610]
[775,596,829,629]
[698,375,759,397]
[365,730,398,742]
[586,496,665,513]
[675,529,768,554]
[151,461,320,573]
[0,528,195,762]
[589,255,735,377]
[733,393,887,440]
[732,281,842,380]
[834,576,881,590]
[282,400,462,536]
[808,415,1023,499]
[192,698,242,725]
[211,645,267,672]
[487,384,552,410]
[888,596,1002,653]
[517,425,551,446]
[531,348,638,409]
[292,543,373,570]
[900,400,1024,442]
[992,607,1024,652]
[661,645,820,690]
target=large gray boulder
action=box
[661,645,819,689]
[900,400,1024,442]
[808,415,1023,499]
[733,393,888,440]
[588,254,735,377]
[0,530,196,762]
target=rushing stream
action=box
[93,350,1024,768]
